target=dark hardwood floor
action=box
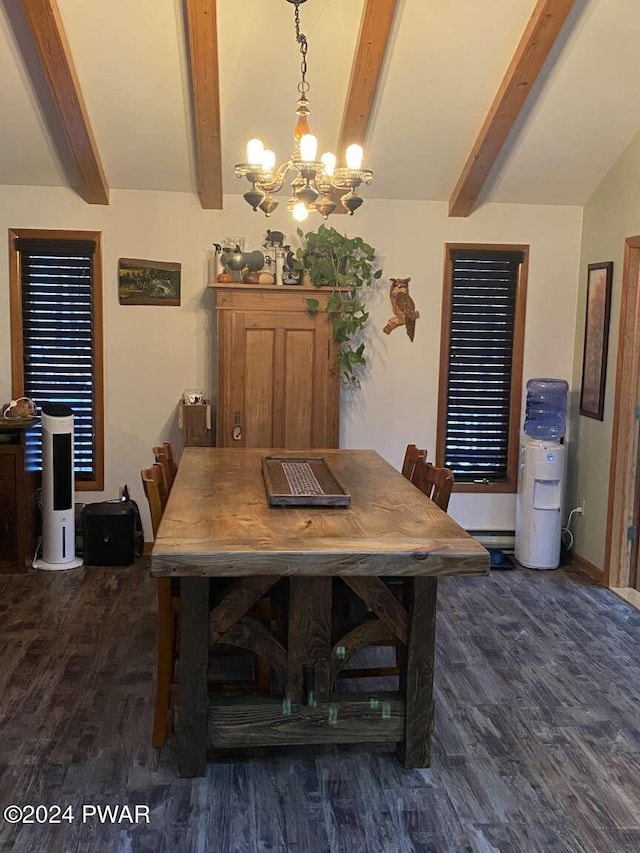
[1,561,639,852]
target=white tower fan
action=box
[515,438,566,569]
[33,404,83,570]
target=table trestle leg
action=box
[286,577,332,703]
[397,576,437,768]
[177,577,210,777]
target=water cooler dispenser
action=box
[515,379,569,570]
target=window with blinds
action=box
[437,245,528,492]
[9,232,104,490]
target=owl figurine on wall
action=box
[383,277,420,342]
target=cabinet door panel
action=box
[243,329,276,447]
[283,329,316,449]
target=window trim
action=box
[436,242,528,494]
[8,228,105,491]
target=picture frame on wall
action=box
[118,258,181,305]
[579,261,613,420]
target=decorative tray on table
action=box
[261,456,351,507]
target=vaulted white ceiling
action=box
[1,0,638,210]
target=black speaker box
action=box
[82,502,137,566]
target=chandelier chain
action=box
[294,2,309,95]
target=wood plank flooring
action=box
[1,561,639,851]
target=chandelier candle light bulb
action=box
[321,152,336,176]
[262,149,276,172]
[247,138,265,165]
[346,144,364,170]
[293,202,309,222]
[299,134,318,162]
[235,0,373,220]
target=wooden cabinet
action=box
[0,421,37,573]
[213,284,340,449]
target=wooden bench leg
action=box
[398,576,437,769]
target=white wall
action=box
[344,199,583,530]
[0,185,582,539]
[569,129,640,570]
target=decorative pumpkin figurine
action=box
[383,277,419,342]
[217,270,232,283]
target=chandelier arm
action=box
[330,170,374,191]
[256,160,294,195]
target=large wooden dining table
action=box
[151,447,489,777]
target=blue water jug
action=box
[523,378,569,441]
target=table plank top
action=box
[151,448,489,578]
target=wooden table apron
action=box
[151,448,489,777]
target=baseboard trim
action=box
[571,551,604,583]
[610,587,640,612]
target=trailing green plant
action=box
[295,224,383,385]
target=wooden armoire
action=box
[212,284,341,448]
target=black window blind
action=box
[16,238,97,480]
[443,249,524,483]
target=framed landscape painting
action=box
[118,258,181,305]
[579,261,613,420]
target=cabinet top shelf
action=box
[208,282,323,293]
[208,282,351,293]
[0,417,39,433]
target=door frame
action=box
[605,235,640,587]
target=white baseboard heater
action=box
[467,530,515,554]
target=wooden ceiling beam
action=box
[337,0,399,155]
[184,0,222,210]
[18,0,109,205]
[331,0,399,213]
[448,0,578,218]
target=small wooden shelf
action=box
[178,403,212,447]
